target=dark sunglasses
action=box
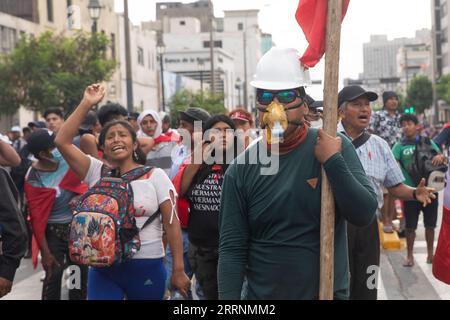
[256,89,301,106]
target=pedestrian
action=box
[369,91,402,234]
[392,114,446,267]
[0,165,28,298]
[44,107,65,134]
[338,86,436,300]
[179,114,237,300]
[54,84,190,300]
[218,47,378,300]
[24,129,88,300]
[138,110,178,177]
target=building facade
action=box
[0,0,161,130]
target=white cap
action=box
[10,126,21,133]
[250,47,311,90]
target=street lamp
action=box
[198,58,205,98]
[157,36,166,112]
[88,0,102,33]
[235,78,242,107]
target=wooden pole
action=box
[319,0,343,300]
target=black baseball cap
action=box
[26,129,55,158]
[28,121,46,129]
[338,86,378,107]
[179,108,211,124]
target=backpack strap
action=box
[141,209,161,230]
[121,166,154,182]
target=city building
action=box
[396,43,432,95]
[154,1,270,111]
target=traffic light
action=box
[404,106,415,114]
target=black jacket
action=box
[0,166,27,281]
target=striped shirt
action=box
[338,122,405,209]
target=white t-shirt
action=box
[83,156,177,259]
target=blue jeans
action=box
[165,229,202,299]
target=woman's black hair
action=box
[98,120,147,165]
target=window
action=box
[1,26,18,53]
[203,41,223,48]
[138,47,144,66]
[180,20,186,26]
[47,0,54,22]
[111,33,116,60]
[238,23,244,31]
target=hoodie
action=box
[137,109,177,177]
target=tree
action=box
[168,90,227,127]
[0,31,117,116]
[406,75,433,114]
[437,74,450,104]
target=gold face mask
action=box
[261,101,289,144]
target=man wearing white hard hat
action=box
[218,47,378,300]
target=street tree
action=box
[406,75,433,114]
[0,32,117,116]
[437,74,450,105]
[168,90,227,127]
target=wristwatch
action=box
[413,189,418,201]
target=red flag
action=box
[25,168,87,269]
[296,0,350,68]
[171,163,190,229]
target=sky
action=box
[115,0,432,100]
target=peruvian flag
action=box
[296,0,350,68]
[25,168,87,269]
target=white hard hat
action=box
[250,47,311,90]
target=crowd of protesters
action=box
[0,47,449,300]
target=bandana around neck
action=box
[267,124,310,154]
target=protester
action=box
[338,86,436,300]
[170,108,211,179]
[9,126,25,153]
[22,127,32,142]
[0,139,21,168]
[178,114,237,300]
[229,108,254,148]
[128,112,141,133]
[392,114,446,267]
[0,165,28,298]
[138,110,178,177]
[24,129,88,300]
[54,84,190,300]
[369,91,403,234]
[73,111,101,159]
[44,107,65,134]
[165,107,211,300]
[28,121,47,132]
[218,47,378,300]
